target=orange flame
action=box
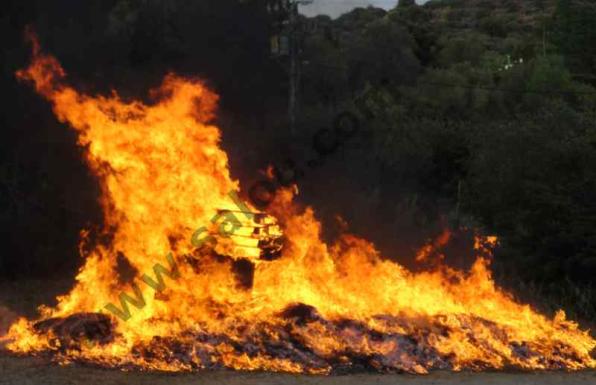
[2,32,595,374]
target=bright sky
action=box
[300,0,429,18]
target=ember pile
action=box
[26,304,593,374]
[1,30,594,374]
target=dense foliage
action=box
[298,0,596,318]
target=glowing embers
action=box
[20,304,592,374]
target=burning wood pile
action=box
[1,30,594,374]
[24,304,594,374]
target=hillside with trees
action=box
[297,0,596,319]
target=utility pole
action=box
[287,0,312,135]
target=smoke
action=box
[300,0,429,18]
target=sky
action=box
[300,0,429,18]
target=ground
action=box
[0,354,595,385]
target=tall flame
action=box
[3,32,595,374]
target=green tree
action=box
[553,0,596,78]
[344,17,420,91]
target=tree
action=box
[398,0,417,7]
[344,16,421,91]
[553,0,596,79]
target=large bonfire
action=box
[1,32,595,374]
